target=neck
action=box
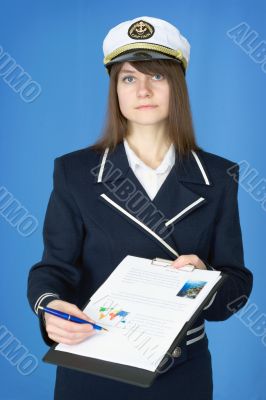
[125,122,172,169]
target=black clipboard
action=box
[43,258,228,388]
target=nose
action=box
[136,77,152,98]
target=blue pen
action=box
[38,306,109,331]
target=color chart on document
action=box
[95,305,130,328]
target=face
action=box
[116,62,170,127]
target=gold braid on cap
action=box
[103,42,187,70]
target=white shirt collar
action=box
[123,138,175,174]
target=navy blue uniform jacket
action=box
[27,142,253,399]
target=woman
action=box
[27,16,253,400]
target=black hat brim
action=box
[105,49,184,73]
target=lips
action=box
[136,105,158,109]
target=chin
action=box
[129,114,166,123]
[135,119,166,126]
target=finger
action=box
[173,255,201,269]
[45,315,95,333]
[46,322,97,337]
[48,333,90,345]
[66,306,96,324]
[47,325,96,340]
[171,256,187,267]
[52,303,97,324]
[171,255,192,268]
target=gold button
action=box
[171,346,182,358]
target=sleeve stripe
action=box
[186,330,206,345]
[187,322,205,335]
[203,292,217,310]
[34,293,59,314]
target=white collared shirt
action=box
[123,138,175,200]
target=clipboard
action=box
[43,257,228,388]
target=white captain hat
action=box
[103,16,190,74]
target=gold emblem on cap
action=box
[128,20,154,40]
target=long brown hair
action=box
[90,59,202,158]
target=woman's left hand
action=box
[171,254,207,270]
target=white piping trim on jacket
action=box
[34,293,59,315]
[187,323,205,335]
[191,151,210,185]
[203,292,217,310]
[100,193,179,257]
[186,330,206,345]
[97,147,110,183]
[98,148,210,186]
[165,197,205,227]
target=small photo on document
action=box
[176,280,207,299]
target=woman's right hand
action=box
[43,299,97,345]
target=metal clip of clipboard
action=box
[151,257,195,271]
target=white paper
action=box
[56,255,221,372]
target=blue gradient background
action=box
[0,1,265,399]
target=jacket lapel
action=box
[92,141,212,259]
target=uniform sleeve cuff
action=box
[36,294,61,347]
[34,293,60,318]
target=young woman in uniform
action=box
[27,16,253,400]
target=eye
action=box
[122,76,135,83]
[152,73,164,80]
